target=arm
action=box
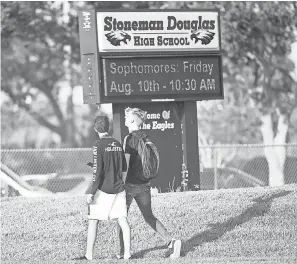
[122,153,130,183]
[122,135,131,183]
[86,145,103,196]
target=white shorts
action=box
[88,190,127,220]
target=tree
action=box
[196,2,297,186]
[1,1,127,148]
[223,2,297,186]
[1,1,82,147]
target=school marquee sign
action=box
[78,9,223,104]
[96,11,220,52]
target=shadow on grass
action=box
[181,190,292,256]
[132,244,169,259]
[132,190,292,259]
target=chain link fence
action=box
[0,148,93,197]
[199,144,297,190]
[1,144,297,197]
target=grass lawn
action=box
[1,184,297,264]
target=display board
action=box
[78,9,223,103]
[102,55,222,102]
[96,10,220,52]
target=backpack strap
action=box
[123,135,130,152]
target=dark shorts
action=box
[125,182,150,196]
[124,182,153,214]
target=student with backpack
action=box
[117,107,182,259]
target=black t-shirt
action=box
[124,130,150,185]
[87,137,127,195]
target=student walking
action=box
[117,107,182,259]
[78,116,131,261]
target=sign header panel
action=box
[97,11,220,52]
[101,55,223,103]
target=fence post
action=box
[214,147,218,190]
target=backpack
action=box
[124,133,160,180]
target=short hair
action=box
[125,107,147,126]
[94,116,109,133]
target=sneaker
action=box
[117,253,131,260]
[167,239,174,249]
[167,238,179,249]
[123,253,131,260]
[170,239,182,259]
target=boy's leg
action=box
[135,188,182,258]
[85,219,99,260]
[116,224,124,258]
[117,192,133,257]
[117,216,131,259]
[134,188,171,242]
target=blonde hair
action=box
[125,107,147,126]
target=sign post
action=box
[78,9,223,191]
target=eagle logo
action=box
[105,31,131,46]
[110,142,117,147]
[190,30,215,45]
